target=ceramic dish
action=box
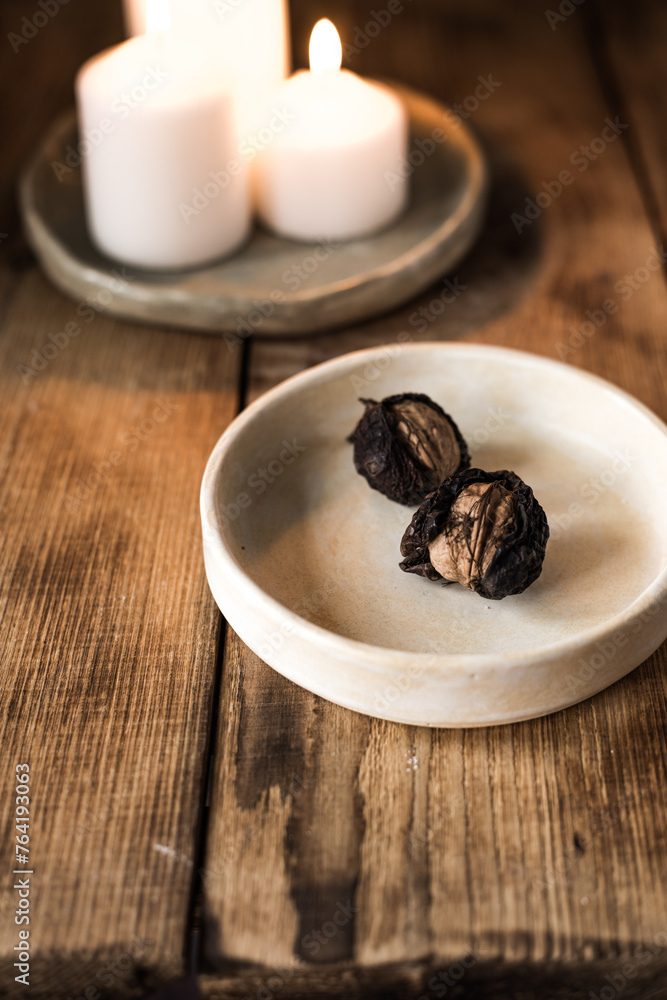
[19,85,487,336]
[201,343,667,727]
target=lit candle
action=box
[122,0,290,137]
[76,0,250,271]
[255,19,409,243]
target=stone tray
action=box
[19,84,488,336]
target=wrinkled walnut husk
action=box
[350,392,470,505]
[399,468,550,600]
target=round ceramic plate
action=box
[201,343,667,727]
[18,85,487,336]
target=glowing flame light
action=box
[146,0,171,33]
[309,19,342,74]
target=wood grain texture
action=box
[2,0,667,997]
[201,0,667,995]
[593,0,667,245]
[0,4,241,994]
[0,266,240,997]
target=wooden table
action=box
[2,1,667,997]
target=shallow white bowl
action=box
[201,344,667,727]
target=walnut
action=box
[399,469,550,599]
[350,393,470,505]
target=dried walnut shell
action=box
[350,393,470,505]
[399,468,550,600]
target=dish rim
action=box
[19,84,489,334]
[201,342,667,677]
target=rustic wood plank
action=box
[591,0,667,246]
[1,5,243,993]
[0,244,239,999]
[201,0,667,994]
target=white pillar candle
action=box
[255,19,409,243]
[122,0,290,137]
[76,0,251,271]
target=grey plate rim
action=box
[19,82,489,337]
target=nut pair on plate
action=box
[350,393,550,601]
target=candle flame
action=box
[309,19,342,74]
[146,0,171,33]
